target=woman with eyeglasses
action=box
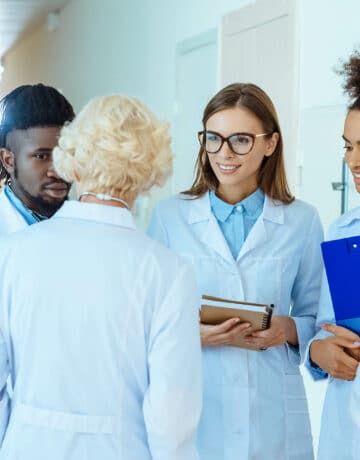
[148,83,323,460]
[306,52,360,460]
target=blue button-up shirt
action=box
[209,188,265,260]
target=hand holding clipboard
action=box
[321,236,360,334]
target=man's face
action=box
[4,126,70,217]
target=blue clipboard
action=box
[321,235,360,334]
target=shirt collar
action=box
[53,200,137,230]
[209,188,265,222]
[337,206,360,227]
[4,185,48,225]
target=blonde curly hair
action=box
[53,95,173,198]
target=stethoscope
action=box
[78,191,130,210]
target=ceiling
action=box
[0,0,70,59]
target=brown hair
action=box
[337,50,360,111]
[183,82,294,204]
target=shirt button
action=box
[236,205,243,212]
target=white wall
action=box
[0,0,254,132]
[1,0,155,110]
[298,0,360,230]
[299,0,360,110]
[174,0,254,43]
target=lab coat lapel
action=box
[188,192,234,263]
[203,213,235,263]
[237,194,284,261]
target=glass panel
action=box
[346,160,360,212]
[299,104,346,231]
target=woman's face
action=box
[344,109,360,193]
[205,106,278,203]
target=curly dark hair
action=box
[337,50,360,111]
[0,84,74,184]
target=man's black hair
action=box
[0,83,75,182]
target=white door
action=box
[135,30,217,229]
[172,30,217,194]
[220,0,298,192]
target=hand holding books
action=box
[200,295,273,350]
[245,315,298,349]
[200,295,297,350]
[200,316,255,348]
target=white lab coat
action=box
[148,192,324,460]
[0,201,202,460]
[305,205,360,460]
[0,190,28,237]
[0,190,29,404]
[350,376,360,460]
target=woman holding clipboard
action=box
[148,83,323,460]
[308,51,360,460]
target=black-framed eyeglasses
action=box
[198,130,272,155]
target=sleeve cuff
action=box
[350,375,360,427]
[303,329,332,380]
[308,354,328,378]
[0,391,10,445]
[287,316,316,365]
[285,342,300,367]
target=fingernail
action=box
[233,318,241,323]
[354,341,360,346]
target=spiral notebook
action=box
[321,235,360,334]
[200,295,274,332]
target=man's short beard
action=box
[13,162,68,217]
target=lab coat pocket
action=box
[1,403,119,460]
[284,374,313,459]
[14,403,118,433]
[0,403,120,460]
